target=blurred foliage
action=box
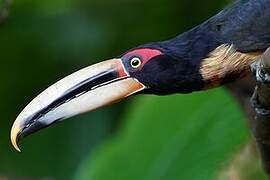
[0,0,266,179]
[75,89,249,180]
[218,143,268,180]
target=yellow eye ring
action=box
[130,57,142,69]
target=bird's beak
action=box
[11,59,145,152]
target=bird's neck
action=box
[160,27,262,90]
[200,44,262,89]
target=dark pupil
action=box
[132,59,140,67]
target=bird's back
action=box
[212,0,270,52]
[191,0,270,88]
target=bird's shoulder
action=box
[210,0,270,52]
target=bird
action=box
[11,0,270,152]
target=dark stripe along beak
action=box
[11,59,145,152]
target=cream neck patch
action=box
[200,44,262,88]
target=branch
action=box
[250,47,270,176]
[0,0,11,25]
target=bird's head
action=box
[10,46,204,151]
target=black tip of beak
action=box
[17,121,50,143]
[11,116,63,152]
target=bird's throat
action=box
[200,44,262,89]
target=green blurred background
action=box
[0,0,267,179]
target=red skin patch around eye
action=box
[124,48,163,68]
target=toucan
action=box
[11,0,270,151]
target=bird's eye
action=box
[130,57,142,69]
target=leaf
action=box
[74,88,249,180]
[218,143,268,180]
